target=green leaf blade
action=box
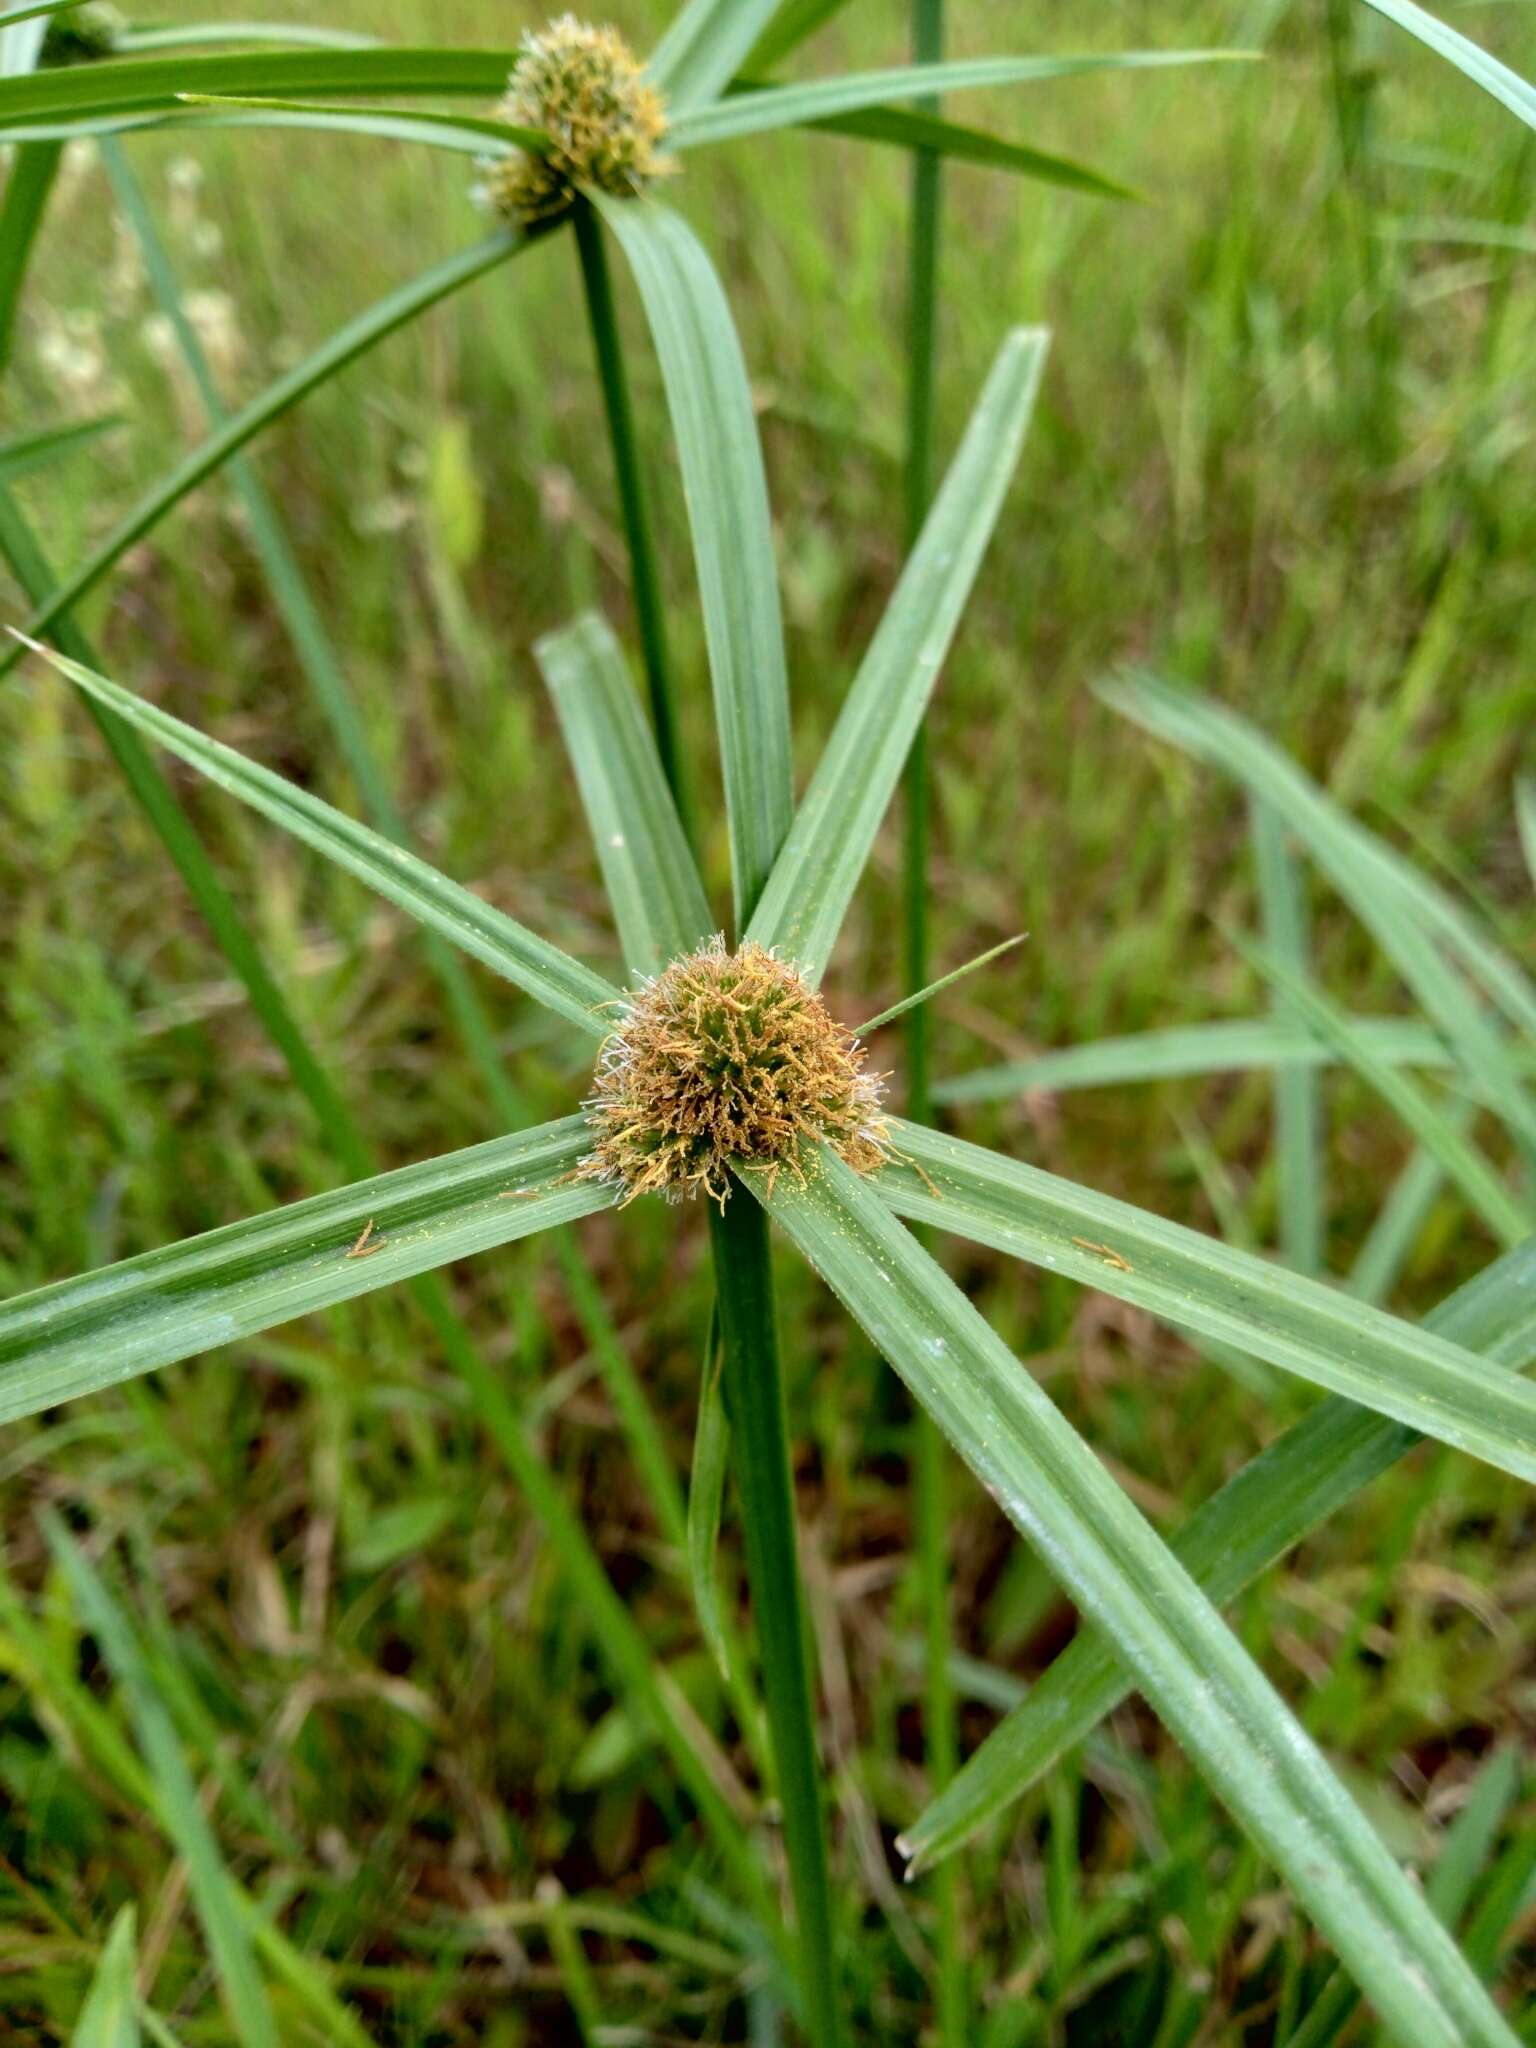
[1363,0,1536,132]
[22,640,618,1036]
[71,1906,140,2048]
[595,196,793,930]
[877,1118,1536,1484]
[0,232,524,681]
[647,0,787,111]
[0,1118,605,1423]
[748,327,1047,978]
[535,610,714,976]
[749,1150,1519,2048]
[934,1014,1459,1102]
[900,1232,1536,1872]
[670,51,1253,150]
[0,46,518,136]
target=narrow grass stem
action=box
[708,1189,842,2048]
[573,196,694,842]
[903,5,965,2041]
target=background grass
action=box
[1,1,1534,2040]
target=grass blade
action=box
[0,486,369,1174]
[595,195,793,928]
[877,1118,1536,1483]
[20,639,618,1036]
[0,412,121,481]
[796,101,1135,199]
[71,1906,140,2048]
[745,0,854,74]
[1102,671,1536,1162]
[900,1234,1536,1871]
[747,328,1047,978]
[688,1313,733,1684]
[1362,0,1536,131]
[1233,929,1531,1248]
[934,1015,1460,1101]
[750,1148,1520,2048]
[647,0,787,111]
[177,89,545,149]
[45,1527,278,2048]
[1518,777,1536,892]
[669,51,1252,149]
[536,611,713,976]
[855,936,1025,1036]
[0,46,518,133]
[0,231,523,679]
[118,23,380,54]
[1251,798,1324,1273]
[0,135,58,368]
[0,1117,604,1422]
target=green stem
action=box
[573,196,694,843]
[903,5,965,2041]
[708,1190,841,2048]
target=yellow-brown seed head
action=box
[579,938,889,1207]
[478,15,672,225]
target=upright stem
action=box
[708,1191,842,2048]
[573,197,695,842]
[903,4,966,2042]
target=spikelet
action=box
[579,938,889,1207]
[478,15,672,225]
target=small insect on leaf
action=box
[345,1218,386,1259]
[1071,1237,1133,1273]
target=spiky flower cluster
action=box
[41,2,123,65]
[580,938,890,1207]
[478,15,672,225]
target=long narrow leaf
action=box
[178,89,546,150]
[0,412,121,482]
[0,135,58,368]
[1234,930,1531,1248]
[802,101,1135,199]
[1102,671,1536,1159]
[535,611,713,976]
[120,23,381,53]
[1517,776,1535,893]
[877,1118,1536,1483]
[595,196,793,928]
[20,640,619,1036]
[748,328,1047,977]
[934,1014,1461,1102]
[1362,0,1536,131]
[746,0,854,74]
[901,1232,1536,1872]
[71,1907,139,2048]
[0,46,517,134]
[46,1529,278,2048]
[0,232,524,680]
[669,51,1251,149]
[648,0,786,111]
[0,1117,604,1423]
[1251,798,1324,1272]
[750,1150,1519,2048]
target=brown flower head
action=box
[579,938,889,1207]
[478,15,672,225]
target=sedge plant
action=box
[0,17,1236,2011]
[4,0,1536,2039]
[7,256,1536,2041]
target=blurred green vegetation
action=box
[0,1,1533,2041]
